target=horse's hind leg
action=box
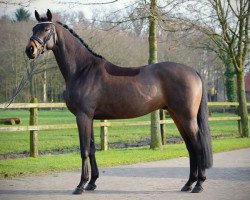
[181,140,198,192]
[170,115,206,193]
[182,119,206,193]
[181,138,206,193]
[173,118,199,192]
[191,140,207,193]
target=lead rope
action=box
[2,51,42,108]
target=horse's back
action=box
[145,61,198,78]
[95,61,202,120]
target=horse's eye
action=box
[45,28,50,32]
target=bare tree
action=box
[173,0,250,136]
[208,0,250,137]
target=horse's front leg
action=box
[73,112,92,195]
[85,123,99,191]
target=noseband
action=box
[30,21,56,53]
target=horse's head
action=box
[25,9,57,59]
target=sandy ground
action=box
[0,148,250,200]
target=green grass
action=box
[0,109,240,154]
[0,137,249,178]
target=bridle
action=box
[30,21,56,54]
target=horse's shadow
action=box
[102,166,250,182]
[0,189,72,196]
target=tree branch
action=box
[227,0,239,18]
[56,0,118,6]
[242,0,250,64]
[0,0,31,6]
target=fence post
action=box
[238,118,242,135]
[100,119,108,151]
[236,105,242,136]
[160,109,167,145]
[30,97,38,157]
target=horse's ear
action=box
[47,9,52,21]
[35,10,40,22]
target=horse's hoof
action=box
[72,187,84,195]
[85,183,97,191]
[181,185,192,192]
[191,185,204,193]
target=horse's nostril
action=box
[30,46,34,54]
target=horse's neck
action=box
[52,26,95,84]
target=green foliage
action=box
[15,8,31,22]
[0,137,249,178]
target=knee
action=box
[81,150,89,158]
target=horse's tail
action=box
[197,72,213,169]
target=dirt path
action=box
[0,148,250,200]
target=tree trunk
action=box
[236,70,249,137]
[224,57,236,102]
[148,0,162,149]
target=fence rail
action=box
[0,103,66,109]
[0,101,245,157]
[0,117,241,132]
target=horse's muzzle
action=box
[25,45,36,59]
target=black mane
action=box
[56,21,103,59]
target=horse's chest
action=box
[63,87,96,115]
[64,88,86,115]
[63,90,77,115]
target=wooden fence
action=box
[0,100,244,157]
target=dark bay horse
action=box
[25,10,212,194]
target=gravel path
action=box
[0,148,250,200]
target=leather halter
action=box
[30,21,56,53]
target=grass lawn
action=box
[0,109,240,154]
[0,137,250,178]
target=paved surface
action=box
[0,148,250,200]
